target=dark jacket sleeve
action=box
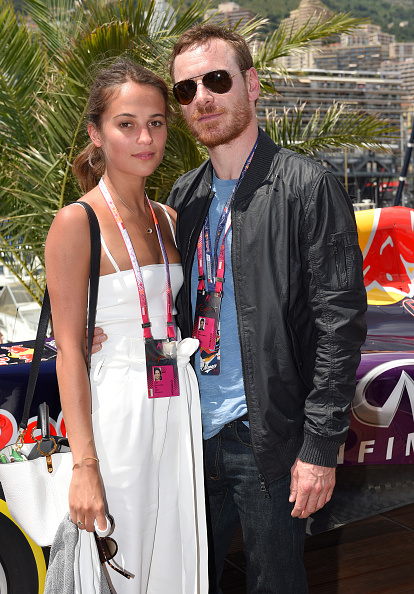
[166,185,177,209]
[298,171,367,467]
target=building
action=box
[258,68,404,129]
[314,44,388,72]
[280,0,332,32]
[340,24,394,47]
[396,59,414,95]
[313,24,394,72]
[278,0,333,70]
[389,42,414,61]
[204,2,255,29]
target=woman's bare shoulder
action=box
[46,189,102,255]
[160,203,177,225]
[49,188,101,233]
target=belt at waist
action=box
[91,335,199,367]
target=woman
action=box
[45,59,207,593]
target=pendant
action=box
[147,228,153,234]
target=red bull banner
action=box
[339,207,414,466]
[357,206,414,305]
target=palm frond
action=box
[0,0,45,146]
[254,13,366,69]
[24,0,84,58]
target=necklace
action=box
[114,191,153,234]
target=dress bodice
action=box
[94,263,183,340]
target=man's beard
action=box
[185,97,253,149]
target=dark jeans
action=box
[204,420,308,594]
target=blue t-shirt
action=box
[191,173,248,439]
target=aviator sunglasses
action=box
[173,69,245,105]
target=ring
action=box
[77,520,83,526]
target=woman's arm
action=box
[45,203,106,532]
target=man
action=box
[94,24,367,593]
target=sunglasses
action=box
[95,534,132,580]
[173,69,245,105]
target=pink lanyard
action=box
[99,178,176,341]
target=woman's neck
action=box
[102,173,147,214]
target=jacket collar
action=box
[201,127,280,203]
[235,127,280,202]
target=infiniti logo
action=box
[352,359,414,427]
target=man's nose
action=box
[194,80,213,106]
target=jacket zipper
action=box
[231,201,272,498]
[332,237,340,287]
[183,167,271,498]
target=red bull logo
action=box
[356,206,414,305]
[0,344,35,365]
[0,409,66,450]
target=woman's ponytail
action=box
[72,142,105,194]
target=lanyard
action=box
[99,178,176,341]
[197,134,259,293]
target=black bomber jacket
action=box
[167,128,367,485]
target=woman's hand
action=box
[69,460,107,532]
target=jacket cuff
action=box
[298,433,342,468]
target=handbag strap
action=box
[19,201,101,432]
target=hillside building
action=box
[260,69,404,130]
[340,24,394,47]
[389,42,414,61]
[280,0,332,32]
[278,0,333,70]
[313,24,394,72]
[399,59,414,95]
[314,44,388,72]
[204,2,255,29]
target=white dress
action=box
[79,213,208,593]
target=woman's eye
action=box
[119,122,132,128]
[149,120,163,127]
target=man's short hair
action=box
[169,24,253,82]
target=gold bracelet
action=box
[72,456,99,471]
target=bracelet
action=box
[72,457,99,471]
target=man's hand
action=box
[289,458,335,519]
[88,327,107,354]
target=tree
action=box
[0,0,395,302]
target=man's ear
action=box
[246,67,260,102]
[88,123,102,147]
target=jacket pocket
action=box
[319,231,362,291]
